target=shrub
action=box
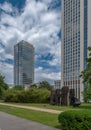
[25,88,50,103]
[4,89,21,102]
[58,110,91,130]
[13,85,24,90]
[0,88,5,99]
[4,88,50,103]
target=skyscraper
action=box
[14,40,34,87]
[54,80,61,89]
[61,0,91,101]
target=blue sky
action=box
[0,0,61,84]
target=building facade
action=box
[14,40,34,86]
[61,0,91,101]
[54,80,61,89]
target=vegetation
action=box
[30,83,37,88]
[82,84,91,102]
[80,47,91,102]
[29,81,52,90]
[38,81,52,90]
[0,105,60,129]
[0,74,8,99]
[58,110,91,130]
[1,102,91,111]
[4,88,50,103]
[3,81,52,103]
[13,85,24,90]
[0,103,91,129]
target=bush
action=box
[0,88,6,99]
[27,88,50,103]
[4,88,50,103]
[4,89,21,102]
[58,110,91,130]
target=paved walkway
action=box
[0,103,62,114]
[0,112,59,130]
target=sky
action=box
[0,0,61,85]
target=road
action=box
[0,112,59,130]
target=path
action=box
[0,103,62,114]
[0,112,59,130]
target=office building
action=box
[54,80,61,89]
[14,40,34,86]
[61,0,91,101]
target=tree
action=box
[30,84,37,88]
[80,47,91,102]
[39,81,52,90]
[0,74,9,98]
[82,85,91,102]
[13,85,23,90]
[0,74,8,90]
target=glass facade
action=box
[63,0,80,98]
[14,41,34,86]
[54,80,61,89]
[62,0,88,99]
[84,0,88,68]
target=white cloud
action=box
[0,63,13,84]
[35,67,61,84]
[0,2,13,13]
[0,0,61,84]
[41,12,57,23]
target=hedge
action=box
[58,110,91,130]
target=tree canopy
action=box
[13,85,23,90]
[0,74,8,90]
[39,81,52,90]
[0,74,8,98]
[80,47,91,102]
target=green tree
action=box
[0,74,8,98]
[0,74,8,90]
[13,85,23,90]
[80,47,91,102]
[83,85,91,102]
[39,81,52,90]
[30,84,37,88]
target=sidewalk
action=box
[0,103,62,114]
[0,111,59,130]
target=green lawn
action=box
[0,105,60,129]
[0,102,75,111]
[2,102,91,111]
[0,102,91,129]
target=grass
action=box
[2,102,91,111]
[0,105,60,129]
[0,102,91,129]
[1,102,75,111]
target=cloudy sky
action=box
[0,0,61,85]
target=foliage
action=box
[30,84,37,88]
[0,88,5,99]
[80,47,91,101]
[58,110,91,130]
[39,81,52,90]
[13,85,24,90]
[0,74,8,90]
[82,84,91,102]
[29,88,50,103]
[4,89,21,102]
[0,74,9,99]
[4,88,50,103]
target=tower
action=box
[14,40,34,87]
[61,0,91,101]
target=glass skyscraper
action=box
[14,40,34,87]
[61,0,91,101]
